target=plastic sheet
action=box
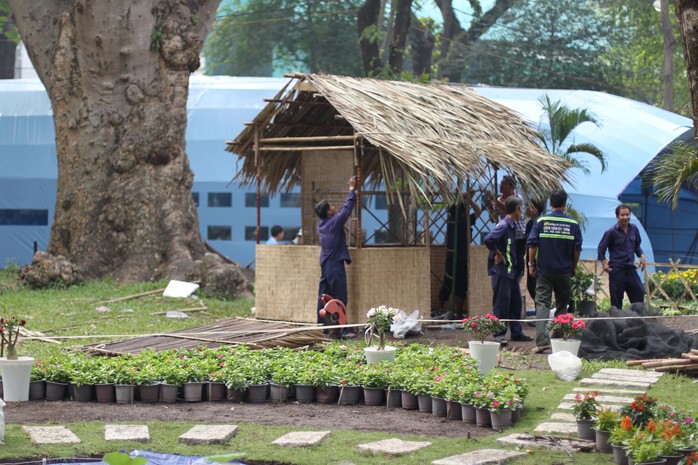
[54,450,247,465]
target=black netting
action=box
[579,303,698,361]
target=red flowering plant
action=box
[546,313,585,340]
[619,393,660,427]
[685,451,698,465]
[462,313,506,343]
[0,315,27,360]
[572,391,600,420]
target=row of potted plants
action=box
[573,391,697,465]
[20,343,528,415]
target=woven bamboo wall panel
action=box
[468,245,492,316]
[255,245,430,324]
[301,150,354,246]
[348,247,431,323]
[255,245,320,322]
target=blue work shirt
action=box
[318,189,356,268]
[597,223,644,267]
[527,210,582,276]
[484,216,518,279]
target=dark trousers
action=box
[534,273,572,346]
[609,266,644,309]
[317,261,348,324]
[490,274,524,338]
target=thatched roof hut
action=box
[226,73,569,206]
[225,74,570,323]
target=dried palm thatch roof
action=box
[226,73,570,204]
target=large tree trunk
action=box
[410,17,435,76]
[358,0,383,75]
[676,0,698,141]
[9,0,220,281]
[387,0,413,74]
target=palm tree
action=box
[537,95,607,175]
[645,141,698,209]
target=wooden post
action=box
[254,126,261,244]
[354,133,362,248]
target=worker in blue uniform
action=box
[484,196,533,344]
[597,204,646,309]
[315,176,357,327]
[527,189,583,350]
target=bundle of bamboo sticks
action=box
[626,349,698,374]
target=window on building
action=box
[0,209,49,226]
[208,192,232,207]
[245,193,269,207]
[245,226,269,241]
[280,193,301,208]
[192,192,199,207]
[207,226,231,241]
[375,194,388,210]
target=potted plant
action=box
[546,312,586,355]
[364,305,399,363]
[572,391,600,440]
[655,419,686,464]
[610,415,635,465]
[596,407,619,453]
[570,265,599,316]
[462,313,506,375]
[359,362,390,406]
[0,315,33,402]
[626,424,664,465]
[488,391,515,429]
[43,358,71,401]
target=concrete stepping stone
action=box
[23,426,80,444]
[558,401,623,411]
[597,368,662,379]
[533,422,578,435]
[572,387,645,395]
[179,425,238,444]
[591,372,662,384]
[272,431,330,447]
[550,412,576,422]
[357,438,431,456]
[563,393,635,404]
[497,433,595,452]
[432,448,525,465]
[578,378,651,389]
[105,425,150,443]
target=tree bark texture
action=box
[358,0,382,75]
[676,0,698,140]
[9,0,220,281]
[387,0,413,74]
[410,20,435,76]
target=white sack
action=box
[548,350,583,382]
[390,310,423,339]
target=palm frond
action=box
[566,143,607,172]
[646,142,698,209]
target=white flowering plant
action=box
[364,305,400,350]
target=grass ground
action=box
[0,270,696,464]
